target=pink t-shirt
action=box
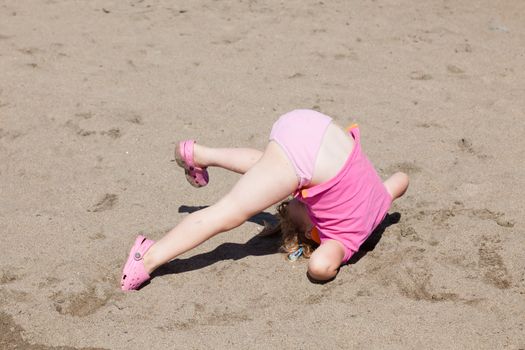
[296,126,392,262]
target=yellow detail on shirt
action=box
[346,123,359,132]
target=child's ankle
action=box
[142,250,157,275]
[193,144,207,168]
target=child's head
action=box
[276,198,318,258]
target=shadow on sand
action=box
[150,206,401,283]
[346,212,401,265]
[151,206,280,279]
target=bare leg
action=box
[144,142,298,273]
[193,144,263,174]
[383,172,409,200]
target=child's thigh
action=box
[218,141,298,221]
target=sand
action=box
[1,0,524,349]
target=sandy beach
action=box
[1,0,524,348]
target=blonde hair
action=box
[261,200,318,259]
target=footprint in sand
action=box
[126,114,143,125]
[368,247,458,302]
[74,111,94,120]
[64,120,96,137]
[89,232,106,240]
[1,312,109,350]
[447,64,465,74]
[464,208,515,228]
[420,206,515,229]
[17,47,42,56]
[396,266,459,302]
[457,137,489,159]
[0,289,30,304]
[409,71,432,80]
[478,235,511,289]
[51,283,118,317]
[0,129,24,141]
[458,138,474,153]
[66,113,125,138]
[99,128,121,139]
[159,304,252,331]
[287,72,305,79]
[454,42,473,53]
[0,269,19,285]
[334,52,357,61]
[415,121,444,128]
[88,193,118,212]
[384,161,421,177]
[398,224,421,242]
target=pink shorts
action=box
[269,109,332,188]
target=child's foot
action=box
[121,235,156,291]
[175,140,209,187]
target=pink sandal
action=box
[175,140,209,187]
[121,235,155,291]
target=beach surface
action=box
[1,0,524,349]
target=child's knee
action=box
[218,211,247,232]
[215,199,251,231]
[397,172,409,189]
[385,171,409,200]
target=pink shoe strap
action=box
[182,140,197,169]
